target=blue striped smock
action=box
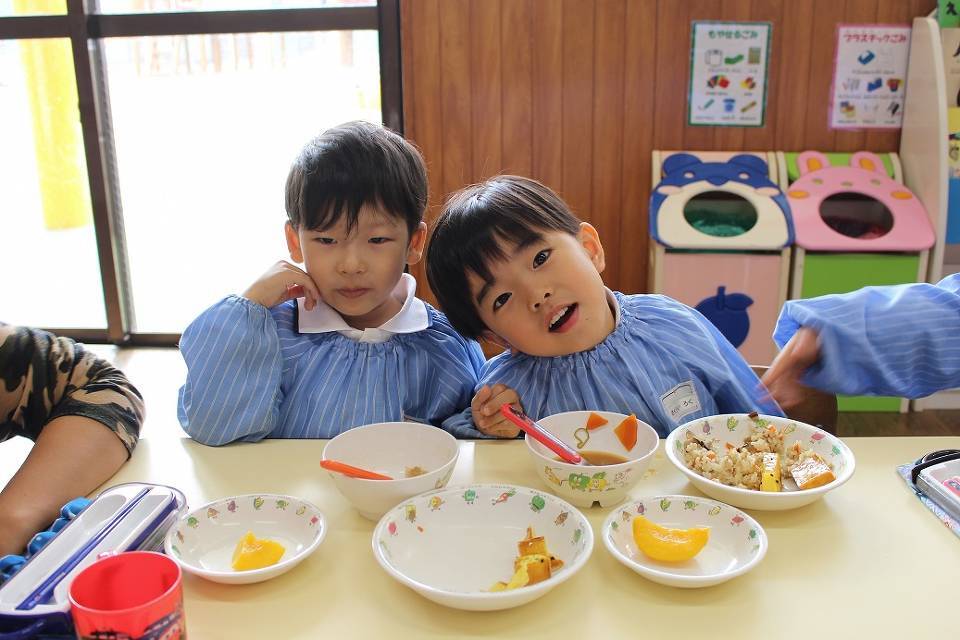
[178,295,484,444]
[773,273,960,398]
[442,292,782,439]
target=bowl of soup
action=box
[524,410,659,508]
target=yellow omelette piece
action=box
[632,515,709,562]
[231,531,286,571]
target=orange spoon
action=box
[320,459,393,480]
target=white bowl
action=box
[372,484,593,611]
[602,494,767,588]
[666,413,856,511]
[525,410,659,507]
[322,422,459,520]
[164,493,326,585]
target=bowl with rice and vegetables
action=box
[665,413,855,511]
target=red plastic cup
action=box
[68,551,185,640]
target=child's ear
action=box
[285,222,304,263]
[406,222,428,265]
[578,222,606,273]
[481,330,513,351]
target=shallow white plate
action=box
[666,413,856,511]
[164,493,326,585]
[602,494,767,588]
[372,484,593,611]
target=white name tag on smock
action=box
[660,381,702,422]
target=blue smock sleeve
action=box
[684,307,783,416]
[772,273,960,398]
[177,295,282,445]
[401,308,488,437]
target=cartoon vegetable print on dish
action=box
[614,414,639,451]
[253,497,264,510]
[567,473,591,490]
[530,495,546,512]
[463,489,477,504]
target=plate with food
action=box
[372,484,593,611]
[602,494,767,588]
[163,493,326,584]
[666,413,855,510]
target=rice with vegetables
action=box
[682,420,832,491]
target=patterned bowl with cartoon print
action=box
[666,413,856,511]
[163,493,326,585]
[372,484,593,611]
[525,410,660,508]
[602,494,767,588]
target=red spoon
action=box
[500,404,588,465]
[320,459,393,480]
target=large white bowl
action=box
[322,422,459,520]
[372,484,593,611]
[602,494,767,588]
[164,493,326,585]
[526,410,659,507]
[666,413,856,511]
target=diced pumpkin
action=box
[614,414,638,451]
[759,453,782,492]
[791,455,836,490]
[585,412,609,430]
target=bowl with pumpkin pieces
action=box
[372,484,593,611]
[525,410,659,508]
[666,413,856,511]
[602,494,767,588]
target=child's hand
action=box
[761,327,821,412]
[242,261,322,310]
[471,384,522,438]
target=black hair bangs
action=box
[285,121,427,238]
[426,176,582,339]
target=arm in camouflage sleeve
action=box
[0,324,145,555]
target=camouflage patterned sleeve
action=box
[0,324,144,457]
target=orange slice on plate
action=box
[631,515,709,562]
[585,412,609,430]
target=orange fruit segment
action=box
[631,515,709,562]
[614,414,638,451]
[585,412,609,430]
[231,531,286,571]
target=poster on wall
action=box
[941,28,960,108]
[687,21,771,127]
[829,25,911,129]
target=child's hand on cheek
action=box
[471,384,522,438]
[243,261,322,310]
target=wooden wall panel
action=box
[619,0,657,294]
[500,0,533,177]
[401,0,937,304]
